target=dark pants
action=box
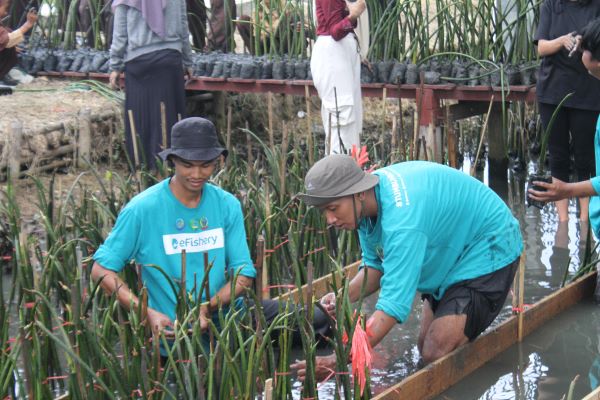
[539,102,598,182]
[124,49,186,170]
[423,257,520,340]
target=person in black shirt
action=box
[534,0,600,222]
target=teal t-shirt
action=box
[358,161,523,323]
[589,116,600,237]
[93,179,256,323]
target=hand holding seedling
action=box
[147,308,175,337]
[528,177,597,202]
[319,292,337,316]
[290,353,337,382]
[560,32,578,53]
[346,0,366,22]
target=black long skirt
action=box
[124,49,185,169]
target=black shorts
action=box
[422,257,519,341]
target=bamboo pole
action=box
[517,251,526,341]
[127,109,140,168]
[280,123,288,204]
[246,121,253,182]
[226,104,232,153]
[255,235,265,299]
[470,97,494,177]
[77,108,92,167]
[7,120,22,184]
[305,85,313,165]
[446,104,457,168]
[160,102,167,151]
[264,378,273,400]
[268,92,274,150]
[391,115,397,163]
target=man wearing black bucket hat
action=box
[291,155,523,380]
[91,117,251,342]
[91,117,331,356]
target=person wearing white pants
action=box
[310,0,366,154]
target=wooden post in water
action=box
[445,105,457,168]
[8,120,23,183]
[77,108,92,167]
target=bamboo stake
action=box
[77,108,91,167]
[268,93,274,150]
[391,115,397,163]
[305,85,313,165]
[246,122,253,182]
[264,378,273,400]
[280,123,288,205]
[226,103,232,153]
[109,120,114,170]
[381,87,387,135]
[127,109,140,168]
[8,120,23,184]
[160,102,167,151]
[327,113,333,155]
[517,251,526,341]
[203,252,214,351]
[255,235,265,299]
[470,96,494,177]
[181,249,187,312]
[446,104,457,168]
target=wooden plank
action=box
[374,271,597,400]
[275,261,361,302]
[583,385,600,400]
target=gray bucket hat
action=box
[158,117,228,161]
[298,154,379,206]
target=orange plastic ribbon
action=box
[350,316,373,396]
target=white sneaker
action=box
[7,68,34,84]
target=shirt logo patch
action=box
[175,218,185,230]
[163,228,224,255]
[199,216,209,230]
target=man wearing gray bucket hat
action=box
[292,155,523,380]
[91,117,331,359]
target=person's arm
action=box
[109,5,128,75]
[91,261,174,333]
[179,0,193,75]
[204,275,254,311]
[329,0,366,41]
[5,9,37,48]
[528,177,598,202]
[537,33,577,57]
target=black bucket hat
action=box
[158,117,228,162]
[298,154,379,206]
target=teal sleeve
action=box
[224,198,256,279]
[375,230,427,323]
[358,229,382,271]
[591,177,600,196]
[93,206,141,272]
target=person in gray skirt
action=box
[109,0,193,170]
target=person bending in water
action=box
[291,155,523,380]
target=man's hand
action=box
[347,0,366,21]
[199,303,210,332]
[320,292,337,316]
[109,71,121,90]
[527,177,568,203]
[290,353,337,382]
[147,308,174,337]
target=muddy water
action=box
[293,162,596,399]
